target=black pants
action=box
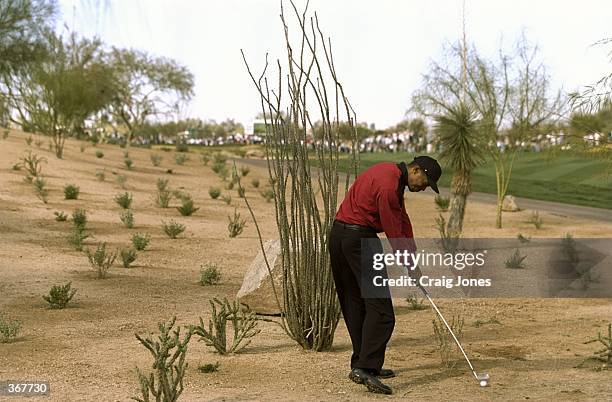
[329,222,395,373]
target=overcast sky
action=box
[58,0,611,129]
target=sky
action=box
[57,0,612,130]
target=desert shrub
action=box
[72,208,87,230]
[166,168,173,174]
[131,233,151,251]
[199,263,221,285]
[473,317,502,327]
[177,197,199,216]
[237,187,245,198]
[406,293,427,310]
[517,233,531,243]
[505,248,527,269]
[54,211,68,222]
[0,315,21,343]
[192,298,260,355]
[197,362,220,373]
[120,248,137,268]
[175,143,189,153]
[150,154,162,166]
[124,157,133,170]
[79,144,86,152]
[43,282,77,309]
[527,210,542,229]
[211,161,226,174]
[154,190,172,208]
[25,135,33,145]
[200,153,210,165]
[172,189,189,202]
[221,195,232,205]
[64,184,80,200]
[228,208,246,238]
[212,153,226,164]
[11,163,21,171]
[251,178,260,188]
[134,317,192,402]
[240,166,250,176]
[33,176,49,203]
[174,153,188,165]
[162,219,186,239]
[260,188,274,203]
[95,169,105,181]
[114,192,133,209]
[95,150,104,158]
[85,243,117,279]
[156,178,169,191]
[19,151,46,177]
[116,174,127,188]
[432,313,464,370]
[434,195,450,211]
[225,180,235,190]
[2,129,8,139]
[217,166,229,181]
[120,210,135,228]
[209,187,221,199]
[35,140,42,148]
[123,150,130,158]
[67,228,89,251]
[584,323,612,370]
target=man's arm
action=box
[377,190,417,267]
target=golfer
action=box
[329,156,442,395]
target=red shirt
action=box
[335,162,416,254]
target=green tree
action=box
[106,48,194,148]
[4,31,116,158]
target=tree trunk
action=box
[446,169,471,239]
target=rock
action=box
[502,195,520,212]
[237,239,283,315]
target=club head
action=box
[476,373,490,387]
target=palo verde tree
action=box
[105,48,194,148]
[241,1,359,351]
[3,31,116,158]
[412,36,563,229]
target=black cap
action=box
[412,156,442,193]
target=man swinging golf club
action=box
[329,156,442,395]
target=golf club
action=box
[417,282,490,387]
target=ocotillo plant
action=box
[241,1,359,351]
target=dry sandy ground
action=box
[0,130,611,401]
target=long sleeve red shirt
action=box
[335,162,417,256]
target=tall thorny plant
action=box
[241,1,359,351]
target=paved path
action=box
[230,157,612,223]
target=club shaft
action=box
[419,284,479,380]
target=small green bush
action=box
[200,153,210,165]
[72,208,87,230]
[95,169,105,181]
[151,154,163,166]
[35,140,42,148]
[228,208,246,238]
[434,195,450,212]
[85,243,117,279]
[33,176,49,203]
[527,211,543,229]
[240,166,250,177]
[261,189,274,203]
[162,219,186,239]
[120,248,137,268]
[54,211,68,222]
[177,197,199,216]
[200,263,221,285]
[64,184,80,200]
[209,187,221,199]
[505,248,527,269]
[174,153,188,165]
[116,174,127,189]
[25,135,33,145]
[124,157,133,170]
[19,151,46,178]
[197,362,220,373]
[221,195,232,205]
[157,178,169,191]
[131,232,151,251]
[114,192,133,209]
[43,282,77,309]
[237,187,245,198]
[251,178,260,188]
[80,144,86,152]
[0,315,21,343]
[95,150,104,158]
[175,143,189,153]
[67,228,89,251]
[120,210,135,228]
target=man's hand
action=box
[407,264,423,281]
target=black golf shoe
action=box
[348,368,393,395]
